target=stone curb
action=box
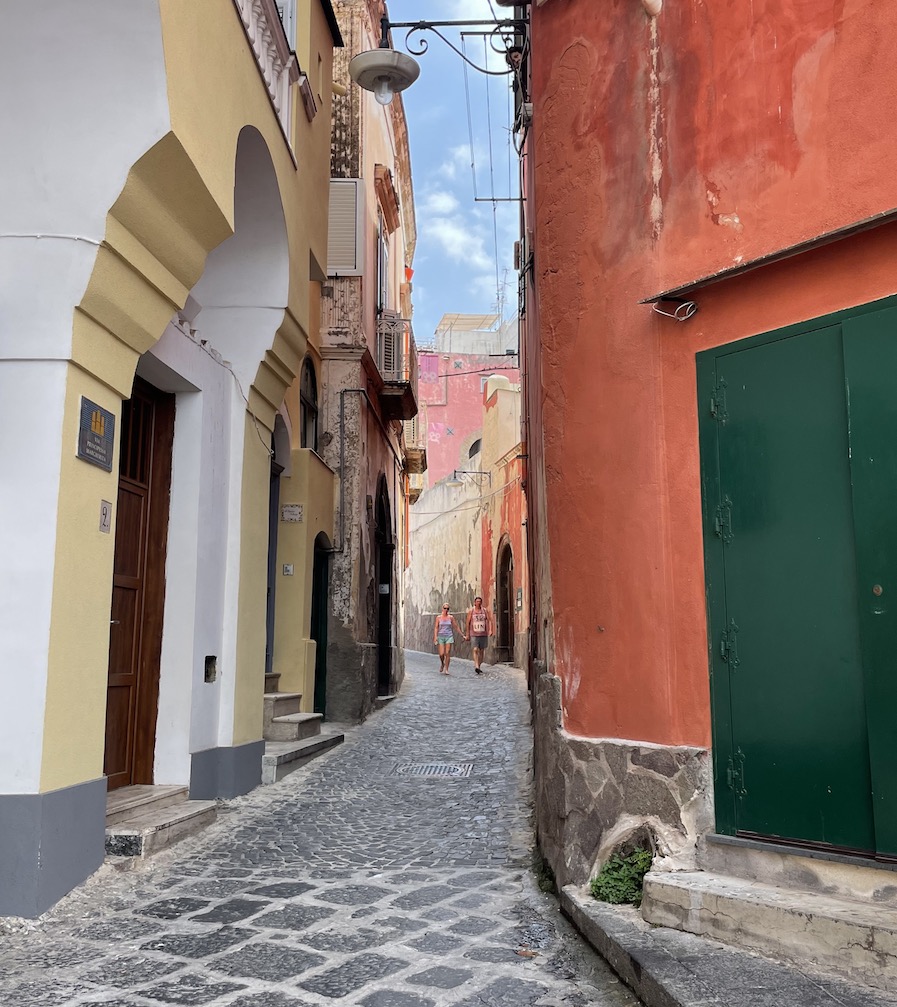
[559,885,712,1007]
[559,883,897,1007]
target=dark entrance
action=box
[311,534,330,715]
[497,541,514,662]
[375,479,394,696]
[699,302,897,857]
[264,451,283,678]
[105,378,175,791]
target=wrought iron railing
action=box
[377,311,418,392]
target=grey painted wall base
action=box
[0,777,106,919]
[532,666,713,888]
[190,740,264,800]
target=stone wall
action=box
[532,666,714,888]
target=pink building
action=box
[417,314,519,486]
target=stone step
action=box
[700,832,897,908]
[105,784,188,826]
[105,799,217,858]
[375,693,397,710]
[262,732,345,785]
[641,869,897,992]
[263,691,302,733]
[266,711,323,742]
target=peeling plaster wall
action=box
[405,479,483,657]
[525,0,897,879]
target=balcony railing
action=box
[233,0,299,143]
[377,311,419,421]
[402,415,427,476]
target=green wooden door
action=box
[842,307,897,856]
[700,305,897,856]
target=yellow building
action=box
[0,0,341,917]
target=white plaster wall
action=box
[0,1,170,793]
[141,322,234,782]
[0,0,170,360]
[407,478,484,622]
[0,363,68,791]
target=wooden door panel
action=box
[843,306,897,856]
[708,326,875,852]
[104,380,174,791]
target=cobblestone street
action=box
[0,652,640,1007]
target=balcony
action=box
[232,0,299,145]
[377,311,419,422]
[402,415,427,477]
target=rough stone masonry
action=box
[0,652,639,1007]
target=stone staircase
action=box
[262,672,343,784]
[105,784,217,858]
[641,833,897,992]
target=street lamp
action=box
[348,14,529,106]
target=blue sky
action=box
[386,0,521,346]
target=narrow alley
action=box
[0,654,640,1007]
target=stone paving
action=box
[0,652,641,1007]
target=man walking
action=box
[466,596,494,675]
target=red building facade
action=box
[523,0,897,976]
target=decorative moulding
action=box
[233,0,300,141]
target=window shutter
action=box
[327,179,364,276]
[379,310,398,373]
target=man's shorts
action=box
[471,635,488,649]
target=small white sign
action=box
[283,564,294,576]
[379,583,390,594]
[281,503,303,523]
[99,500,113,534]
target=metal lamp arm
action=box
[379,16,527,77]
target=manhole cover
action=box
[392,762,473,778]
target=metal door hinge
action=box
[727,748,747,796]
[714,495,734,543]
[710,377,728,425]
[719,619,739,671]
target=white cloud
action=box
[423,215,492,273]
[438,144,472,181]
[420,190,461,215]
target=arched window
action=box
[300,358,318,451]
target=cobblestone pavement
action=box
[0,652,640,1007]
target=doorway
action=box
[699,303,897,857]
[105,378,175,791]
[311,534,330,715]
[497,541,514,662]
[375,479,394,696]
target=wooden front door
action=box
[104,378,175,791]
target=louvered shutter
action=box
[379,310,398,374]
[327,179,364,276]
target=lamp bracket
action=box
[380,16,528,77]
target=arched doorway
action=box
[497,540,515,663]
[311,533,331,715]
[375,477,395,696]
[265,415,289,678]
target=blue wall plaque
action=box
[78,397,115,472]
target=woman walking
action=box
[433,604,465,675]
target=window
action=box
[468,439,482,459]
[276,1,296,48]
[377,211,390,312]
[300,359,318,451]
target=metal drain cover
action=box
[392,762,473,778]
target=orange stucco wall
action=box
[528,1,897,747]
